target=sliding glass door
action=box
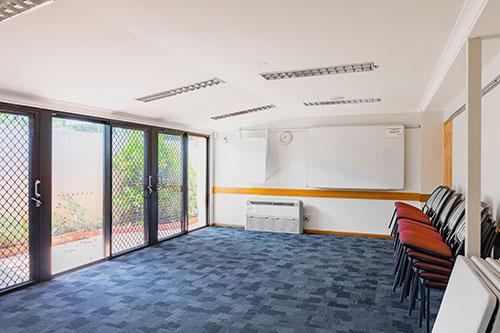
[0,111,34,291]
[188,135,208,231]
[111,127,147,255]
[157,132,184,239]
[0,102,209,294]
[51,118,105,274]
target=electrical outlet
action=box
[304,214,311,223]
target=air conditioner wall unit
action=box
[246,200,303,234]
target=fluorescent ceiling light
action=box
[304,98,382,106]
[260,62,377,80]
[0,0,54,23]
[136,78,224,103]
[211,104,276,120]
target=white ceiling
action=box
[0,0,471,131]
[428,0,500,113]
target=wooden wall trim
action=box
[211,223,244,229]
[213,187,430,202]
[303,229,393,239]
[210,224,392,239]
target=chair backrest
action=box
[431,189,456,226]
[436,193,463,234]
[480,212,496,258]
[428,187,452,218]
[444,201,466,252]
[450,205,492,258]
[423,185,448,213]
[452,219,466,256]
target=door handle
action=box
[31,179,42,207]
[34,180,41,198]
[147,175,154,194]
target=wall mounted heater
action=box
[246,200,303,234]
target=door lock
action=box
[30,197,42,207]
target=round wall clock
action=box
[279,131,293,145]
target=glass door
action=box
[111,127,147,255]
[51,118,105,274]
[0,111,34,291]
[157,132,184,239]
[188,135,208,231]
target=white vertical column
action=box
[465,37,482,257]
[208,132,215,225]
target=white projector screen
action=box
[306,125,405,190]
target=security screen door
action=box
[51,118,105,273]
[187,135,208,231]
[157,132,184,239]
[111,126,147,254]
[0,111,35,291]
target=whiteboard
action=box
[306,125,405,190]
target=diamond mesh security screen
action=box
[111,128,146,254]
[157,133,183,239]
[0,113,31,290]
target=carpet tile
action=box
[0,227,443,332]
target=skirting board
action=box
[210,224,393,239]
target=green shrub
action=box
[52,192,101,235]
[0,217,29,248]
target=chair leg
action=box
[393,244,404,275]
[426,287,431,333]
[393,254,407,291]
[393,231,400,252]
[388,208,396,228]
[399,256,409,288]
[419,280,425,328]
[400,263,412,303]
[405,266,413,298]
[391,216,399,237]
[409,272,418,316]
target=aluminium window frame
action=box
[0,101,210,295]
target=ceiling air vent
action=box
[0,0,53,23]
[304,98,382,107]
[211,104,276,120]
[136,78,224,103]
[260,62,377,81]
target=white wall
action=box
[448,49,500,222]
[420,111,444,193]
[213,112,441,235]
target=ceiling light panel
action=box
[304,98,382,106]
[260,62,377,81]
[136,78,224,103]
[211,104,276,120]
[0,0,53,23]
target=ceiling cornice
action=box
[419,0,490,112]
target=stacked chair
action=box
[388,185,498,333]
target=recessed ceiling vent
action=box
[260,62,377,80]
[136,78,224,103]
[304,98,382,107]
[211,104,276,120]
[0,0,53,23]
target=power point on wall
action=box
[304,214,311,223]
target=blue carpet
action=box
[0,227,443,332]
